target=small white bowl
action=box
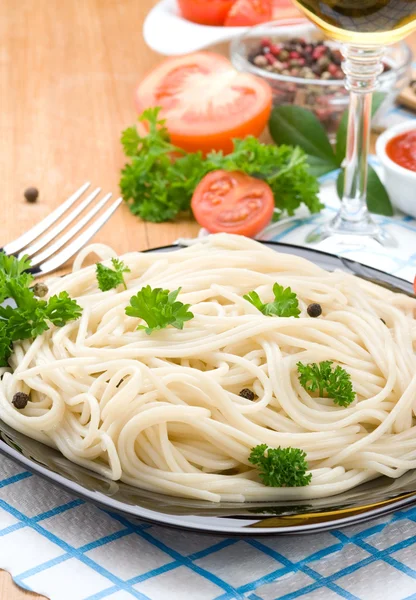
[376,120,416,218]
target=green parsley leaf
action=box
[0,321,12,367]
[244,283,300,318]
[121,126,142,158]
[249,444,312,487]
[125,286,194,335]
[0,292,82,341]
[0,253,83,367]
[0,252,32,279]
[297,360,356,407]
[0,253,33,303]
[0,304,49,340]
[44,292,83,327]
[96,258,131,291]
[120,107,322,223]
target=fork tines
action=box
[2,183,122,276]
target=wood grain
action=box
[0,1,415,598]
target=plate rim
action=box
[2,439,416,536]
[1,239,415,536]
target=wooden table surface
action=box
[0,1,415,598]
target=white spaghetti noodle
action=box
[1,233,416,502]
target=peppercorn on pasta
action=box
[1,233,416,502]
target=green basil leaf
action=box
[269,106,338,165]
[336,170,344,199]
[336,164,393,216]
[335,91,386,166]
[307,155,339,178]
[366,164,393,216]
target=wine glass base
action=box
[306,219,397,248]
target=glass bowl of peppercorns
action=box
[230,20,412,140]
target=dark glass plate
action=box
[1,241,416,536]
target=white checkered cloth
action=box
[2,146,416,600]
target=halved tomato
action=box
[191,170,275,236]
[178,0,236,26]
[224,0,272,26]
[135,52,272,154]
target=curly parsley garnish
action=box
[249,444,312,487]
[125,286,194,335]
[0,253,82,367]
[0,253,33,302]
[120,107,322,223]
[297,360,356,407]
[96,258,131,291]
[244,283,300,318]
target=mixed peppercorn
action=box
[24,187,39,203]
[307,303,322,318]
[239,388,255,401]
[250,37,390,81]
[12,392,30,409]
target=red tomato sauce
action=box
[386,130,416,172]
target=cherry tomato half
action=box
[178,0,236,26]
[191,170,275,236]
[135,52,272,154]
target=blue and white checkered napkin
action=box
[2,163,416,600]
[1,453,416,600]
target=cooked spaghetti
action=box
[1,233,416,502]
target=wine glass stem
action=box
[342,92,372,216]
[337,45,384,229]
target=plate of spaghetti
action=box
[1,234,416,535]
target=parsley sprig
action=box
[297,360,356,407]
[244,283,300,318]
[96,258,131,291]
[120,107,321,223]
[125,286,194,335]
[0,253,33,303]
[0,253,82,366]
[249,444,312,487]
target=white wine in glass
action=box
[291,0,416,245]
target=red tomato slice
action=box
[178,0,236,26]
[224,0,272,26]
[191,170,275,236]
[135,53,272,154]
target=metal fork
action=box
[1,183,122,277]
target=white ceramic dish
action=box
[376,120,416,218]
[143,0,303,55]
[143,0,246,55]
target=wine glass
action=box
[291,0,416,246]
